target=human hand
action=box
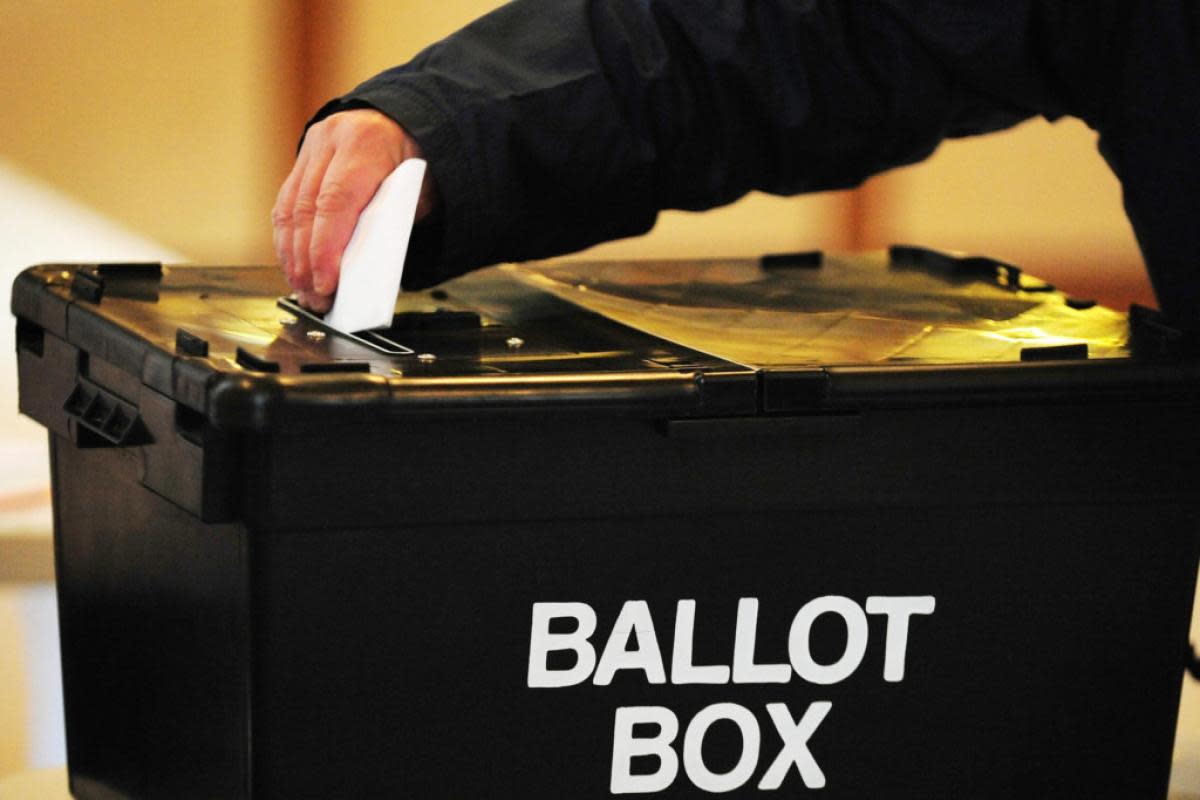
[272,109,437,312]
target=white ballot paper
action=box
[322,158,427,333]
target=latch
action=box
[68,262,164,303]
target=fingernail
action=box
[313,272,331,295]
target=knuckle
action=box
[299,119,332,149]
[291,196,318,223]
[355,117,388,141]
[315,182,355,215]
[271,206,293,227]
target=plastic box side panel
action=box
[51,437,251,800]
[245,505,1199,799]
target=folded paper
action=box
[323,158,427,333]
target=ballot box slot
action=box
[357,329,414,355]
[277,296,415,356]
[299,361,371,374]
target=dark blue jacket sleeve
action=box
[310,0,1200,330]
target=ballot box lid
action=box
[12,248,1200,433]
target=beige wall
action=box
[326,1,509,92]
[0,0,296,263]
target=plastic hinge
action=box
[761,251,823,269]
[63,380,149,447]
[176,329,210,357]
[70,268,104,303]
[1020,343,1089,362]
[694,369,758,416]
[761,370,832,412]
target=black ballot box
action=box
[11,247,1200,799]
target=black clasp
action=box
[69,262,164,303]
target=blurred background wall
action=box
[0,0,301,263]
[0,0,1182,791]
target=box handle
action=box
[63,379,151,448]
